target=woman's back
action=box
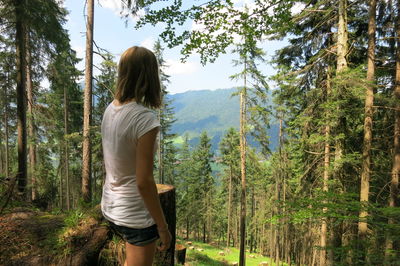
[101,100,160,228]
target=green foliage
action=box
[153,39,178,185]
[63,209,84,228]
[136,0,295,64]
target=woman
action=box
[101,46,172,266]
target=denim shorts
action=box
[108,221,159,246]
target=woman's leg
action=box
[124,241,157,266]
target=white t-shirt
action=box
[101,101,160,228]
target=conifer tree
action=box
[92,51,116,201]
[153,39,177,185]
[191,132,214,242]
[82,0,94,203]
[175,134,194,239]
[358,0,377,261]
[219,128,240,247]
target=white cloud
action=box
[140,38,155,50]
[163,59,198,75]
[72,45,85,60]
[98,0,123,14]
[232,0,254,5]
[97,0,145,22]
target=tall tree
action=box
[25,29,37,201]
[175,134,194,239]
[92,51,116,201]
[82,0,94,203]
[192,132,214,243]
[358,0,377,259]
[230,12,270,262]
[153,39,177,185]
[219,128,240,247]
[386,0,400,259]
[14,0,28,198]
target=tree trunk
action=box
[386,1,400,259]
[64,84,70,210]
[186,219,189,240]
[154,184,176,266]
[82,0,94,203]
[249,186,255,253]
[275,176,280,266]
[158,90,164,184]
[330,1,349,263]
[358,0,376,260]
[3,74,9,181]
[175,244,186,265]
[227,165,233,247]
[15,0,28,198]
[26,29,37,202]
[239,72,247,266]
[321,67,332,266]
[336,0,348,72]
[203,222,206,243]
[269,212,273,266]
[59,146,63,210]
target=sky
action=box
[64,0,288,94]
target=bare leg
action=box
[124,241,156,266]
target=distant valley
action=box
[167,88,279,153]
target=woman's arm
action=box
[136,127,171,251]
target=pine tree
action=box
[191,131,214,242]
[82,0,94,203]
[176,134,195,239]
[92,51,116,201]
[219,128,241,247]
[153,39,177,185]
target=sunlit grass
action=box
[177,238,281,266]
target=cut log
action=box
[69,226,110,266]
[175,244,186,265]
[154,184,176,266]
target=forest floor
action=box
[0,205,109,266]
[177,238,282,266]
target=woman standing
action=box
[101,46,172,266]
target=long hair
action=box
[114,46,161,108]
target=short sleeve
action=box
[135,110,160,140]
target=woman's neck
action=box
[113,98,135,106]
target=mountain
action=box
[168,88,279,152]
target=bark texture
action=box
[358,0,376,241]
[154,184,176,265]
[320,64,333,266]
[175,244,186,265]
[239,79,247,266]
[15,0,28,198]
[26,30,37,201]
[64,83,70,210]
[386,0,400,258]
[82,0,94,203]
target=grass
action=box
[177,239,282,266]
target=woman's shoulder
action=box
[131,103,158,117]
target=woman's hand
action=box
[157,227,172,251]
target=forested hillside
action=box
[0,0,400,266]
[169,88,279,151]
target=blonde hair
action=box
[115,46,161,108]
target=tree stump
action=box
[154,184,176,266]
[175,244,186,265]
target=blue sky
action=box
[64,0,288,94]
